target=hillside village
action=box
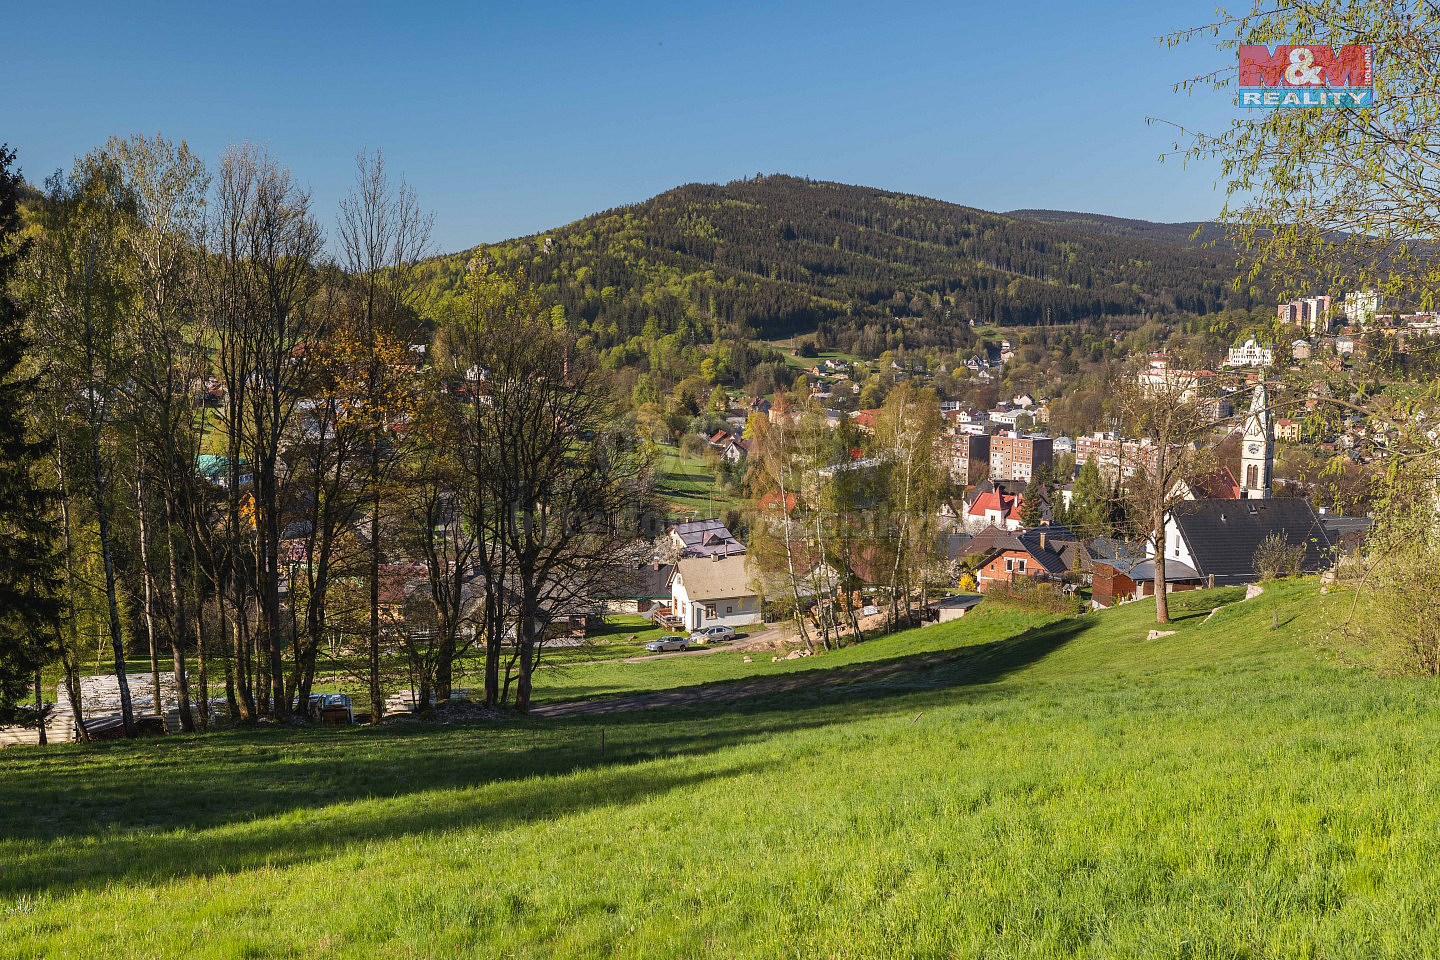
[4,281,1393,743]
[16,3,1440,956]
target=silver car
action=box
[645,635,690,652]
[688,625,736,644]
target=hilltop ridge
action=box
[416,175,1256,352]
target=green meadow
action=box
[5,581,1440,958]
[653,445,737,520]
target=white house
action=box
[669,555,763,631]
[1343,289,1382,325]
[1224,338,1274,368]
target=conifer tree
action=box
[1068,458,1109,537]
[0,145,60,717]
[1018,475,1044,529]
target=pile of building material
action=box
[1,673,221,747]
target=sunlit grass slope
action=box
[5,581,1440,959]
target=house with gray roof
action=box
[669,554,762,631]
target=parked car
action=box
[644,635,690,652]
[688,625,736,644]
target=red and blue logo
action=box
[1238,45,1373,108]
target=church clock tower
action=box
[1240,382,1273,499]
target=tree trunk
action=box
[777,466,812,652]
[258,463,285,719]
[483,590,501,707]
[436,627,455,702]
[134,460,163,716]
[53,448,89,742]
[229,589,254,720]
[1153,520,1170,624]
[34,669,46,747]
[368,477,383,724]
[163,496,196,732]
[60,648,88,743]
[221,606,239,723]
[91,425,135,738]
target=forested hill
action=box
[1003,209,1218,245]
[416,175,1254,355]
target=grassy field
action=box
[762,339,862,372]
[527,615,671,666]
[653,445,738,519]
[526,603,1051,704]
[8,581,1440,957]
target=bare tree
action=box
[207,144,326,718]
[746,397,814,651]
[873,382,943,630]
[439,262,650,712]
[1114,367,1223,624]
[336,150,432,721]
[396,380,479,703]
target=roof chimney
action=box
[1039,532,1047,552]
[712,551,720,562]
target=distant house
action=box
[1160,498,1334,586]
[1091,558,1206,607]
[988,407,1023,428]
[851,409,881,432]
[720,437,751,463]
[1292,339,1313,360]
[1174,466,1241,501]
[924,594,983,624]
[1225,338,1275,368]
[944,432,991,485]
[668,519,745,559]
[196,454,251,488]
[597,561,675,615]
[1275,418,1303,442]
[989,432,1053,482]
[963,479,1051,532]
[1320,514,1374,557]
[965,524,1083,593]
[964,482,1025,531]
[669,555,762,631]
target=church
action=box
[1239,382,1273,499]
[1160,383,1335,586]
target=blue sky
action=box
[5,0,1237,254]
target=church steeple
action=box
[1240,382,1273,499]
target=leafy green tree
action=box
[0,145,60,720]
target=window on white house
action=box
[726,605,732,614]
[705,605,717,619]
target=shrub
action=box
[983,580,1085,617]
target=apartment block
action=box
[989,432,1052,482]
